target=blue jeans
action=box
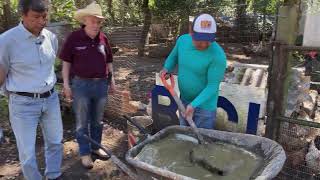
[72,78,108,156]
[9,92,63,180]
[179,99,217,129]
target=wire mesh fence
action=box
[51,1,277,130]
[272,45,320,179]
[276,121,320,179]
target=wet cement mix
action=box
[135,134,263,180]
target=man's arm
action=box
[163,38,180,72]
[61,61,73,102]
[190,56,227,108]
[53,34,59,55]
[59,33,74,102]
[107,63,116,92]
[0,37,9,86]
[107,63,114,75]
[62,61,71,88]
[0,65,7,86]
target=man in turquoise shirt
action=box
[160,13,227,129]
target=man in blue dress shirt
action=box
[0,0,63,179]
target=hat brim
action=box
[192,32,215,42]
[74,11,105,23]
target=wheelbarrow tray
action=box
[125,125,286,180]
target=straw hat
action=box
[74,1,105,23]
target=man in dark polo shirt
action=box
[59,2,115,169]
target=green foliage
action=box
[109,0,145,25]
[50,0,77,23]
[248,0,281,15]
[0,0,20,32]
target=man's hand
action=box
[109,79,116,94]
[159,68,168,78]
[0,65,7,86]
[63,86,73,104]
[160,68,172,81]
[183,104,195,120]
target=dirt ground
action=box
[0,111,131,180]
[0,43,269,180]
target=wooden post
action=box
[265,4,300,140]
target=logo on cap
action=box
[200,20,212,29]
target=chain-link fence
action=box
[51,1,277,130]
[269,45,320,179]
[277,121,320,179]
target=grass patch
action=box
[0,96,8,120]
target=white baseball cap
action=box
[192,13,217,42]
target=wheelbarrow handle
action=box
[123,115,149,135]
[83,135,139,180]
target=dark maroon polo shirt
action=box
[59,28,113,78]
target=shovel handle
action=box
[160,75,205,144]
[160,73,176,96]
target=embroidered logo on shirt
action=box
[98,44,106,57]
[75,46,87,50]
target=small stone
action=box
[315,110,320,123]
[302,90,318,116]
[5,137,10,144]
[109,169,120,178]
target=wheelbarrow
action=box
[125,125,286,180]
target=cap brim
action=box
[192,32,215,42]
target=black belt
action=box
[74,76,106,80]
[13,88,54,98]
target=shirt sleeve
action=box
[52,34,59,55]
[104,36,113,63]
[58,33,74,63]
[0,35,9,74]
[163,37,180,72]
[190,54,227,108]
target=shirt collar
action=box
[18,22,45,40]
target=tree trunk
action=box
[106,0,115,24]
[75,0,93,8]
[179,13,190,36]
[235,0,247,42]
[120,0,130,26]
[3,0,12,31]
[138,0,151,56]
[284,0,300,6]
[123,0,129,6]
